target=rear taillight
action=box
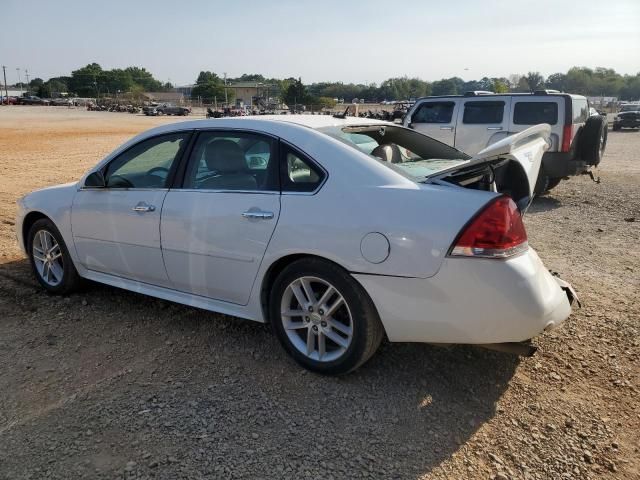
[449,196,528,259]
[561,124,572,152]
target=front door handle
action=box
[132,202,156,213]
[487,126,503,131]
[439,126,454,131]
[242,210,274,220]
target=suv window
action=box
[281,145,324,193]
[183,131,278,191]
[104,133,190,188]
[513,102,558,125]
[462,101,505,124]
[411,102,455,124]
[572,99,589,124]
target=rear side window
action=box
[462,101,504,124]
[411,102,455,124]
[513,102,558,125]
[572,99,589,124]
[281,145,325,193]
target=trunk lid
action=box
[424,124,551,211]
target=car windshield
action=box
[318,125,470,181]
[620,105,640,112]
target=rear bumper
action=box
[353,249,572,344]
[541,152,588,177]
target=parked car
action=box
[49,98,72,106]
[403,91,608,194]
[612,104,640,131]
[16,116,577,374]
[17,96,50,106]
[1,96,18,105]
[143,103,190,116]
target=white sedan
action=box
[16,115,576,374]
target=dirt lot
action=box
[0,107,638,480]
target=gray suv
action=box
[403,91,607,194]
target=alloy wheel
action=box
[32,230,64,287]
[280,276,353,362]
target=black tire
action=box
[27,218,81,294]
[545,177,563,191]
[269,258,384,375]
[533,170,550,196]
[580,115,608,166]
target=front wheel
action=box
[269,258,384,375]
[27,218,81,294]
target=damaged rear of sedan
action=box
[16,116,577,374]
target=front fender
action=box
[17,183,80,263]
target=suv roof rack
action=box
[534,89,561,95]
[463,91,494,97]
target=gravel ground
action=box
[0,107,638,479]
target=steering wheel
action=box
[108,175,134,188]
[147,166,169,178]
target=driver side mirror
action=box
[84,171,106,188]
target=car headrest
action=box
[204,140,247,173]
[371,143,402,164]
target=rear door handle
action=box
[440,126,454,131]
[132,202,156,213]
[487,126,503,131]
[242,210,274,220]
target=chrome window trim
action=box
[79,187,170,192]
[169,188,280,195]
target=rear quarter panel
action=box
[259,124,497,279]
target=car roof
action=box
[150,114,392,132]
[413,93,586,101]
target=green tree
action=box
[68,63,103,96]
[564,67,591,94]
[546,73,566,91]
[493,79,510,93]
[525,72,545,92]
[191,71,229,103]
[282,78,307,107]
[124,67,163,91]
[620,74,640,100]
[431,78,458,96]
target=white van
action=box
[403,91,607,193]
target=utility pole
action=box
[16,68,22,95]
[2,66,8,104]
[24,69,30,87]
[223,72,228,105]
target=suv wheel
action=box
[269,258,384,375]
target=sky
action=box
[1,0,639,86]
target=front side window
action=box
[412,102,454,124]
[513,102,559,125]
[462,101,505,124]
[104,133,190,188]
[183,131,278,191]
[281,146,324,193]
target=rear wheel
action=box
[27,218,81,294]
[269,258,384,375]
[533,170,550,196]
[545,177,563,191]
